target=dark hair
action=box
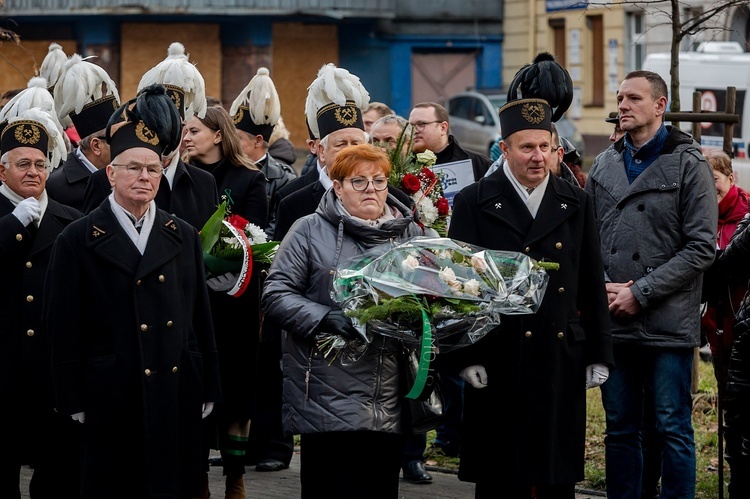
[327,143,391,181]
[624,70,668,100]
[194,106,258,171]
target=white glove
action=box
[206,272,238,292]
[71,412,86,423]
[12,197,41,227]
[586,364,610,389]
[460,365,488,389]
[202,402,214,419]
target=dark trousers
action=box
[246,326,294,465]
[477,480,575,499]
[300,431,403,499]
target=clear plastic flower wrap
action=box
[331,236,559,354]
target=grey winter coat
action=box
[262,188,423,436]
[585,126,717,347]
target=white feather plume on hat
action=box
[229,67,280,126]
[0,77,67,146]
[39,42,68,90]
[137,42,207,120]
[304,63,369,139]
[54,54,120,127]
[6,107,67,174]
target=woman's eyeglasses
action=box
[346,177,389,191]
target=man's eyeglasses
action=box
[112,163,164,179]
[5,160,47,173]
[346,176,389,191]
[410,120,443,132]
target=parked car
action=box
[444,89,585,160]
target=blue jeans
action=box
[600,345,695,499]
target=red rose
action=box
[436,197,450,216]
[227,214,249,230]
[420,168,436,181]
[401,173,422,194]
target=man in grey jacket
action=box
[585,70,717,499]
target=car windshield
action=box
[487,94,507,112]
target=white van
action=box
[643,42,750,189]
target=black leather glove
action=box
[316,310,361,341]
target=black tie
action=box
[526,187,534,195]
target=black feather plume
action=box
[134,84,182,156]
[105,83,182,156]
[507,51,573,122]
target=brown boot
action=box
[192,472,210,499]
[225,473,246,499]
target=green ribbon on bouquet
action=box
[405,308,433,400]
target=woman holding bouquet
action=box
[183,105,268,498]
[262,143,424,498]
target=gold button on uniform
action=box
[158,275,166,282]
[136,280,142,286]
[16,234,23,241]
[144,369,152,376]
[27,329,34,337]
[166,321,174,327]
[25,261,32,268]
[26,295,34,303]
[555,242,563,249]
[558,287,565,294]
[524,246,531,253]
[557,332,564,339]
[172,366,178,373]
[524,330,532,338]
[140,324,148,332]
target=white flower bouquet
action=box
[328,237,558,395]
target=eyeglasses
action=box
[346,176,389,191]
[5,160,47,173]
[410,120,443,132]
[112,163,164,179]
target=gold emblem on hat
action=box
[135,121,159,145]
[15,124,41,145]
[232,107,245,125]
[169,92,181,113]
[334,106,358,127]
[521,102,546,124]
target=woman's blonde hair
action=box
[328,143,391,181]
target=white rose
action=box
[401,255,420,274]
[439,266,458,285]
[471,254,488,273]
[416,150,437,167]
[463,279,481,297]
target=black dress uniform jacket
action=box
[44,201,222,498]
[447,170,613,486]
[46,151,93,212]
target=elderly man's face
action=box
[317,128,367,168]
[107,147,163,215]
[0,147,48,199]
[500,129,553,188]
[370,122,409,155]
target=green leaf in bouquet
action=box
[250,241,280,264]
[199,201,228,254]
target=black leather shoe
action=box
[255,458,289,472]
[402,460,432,484]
